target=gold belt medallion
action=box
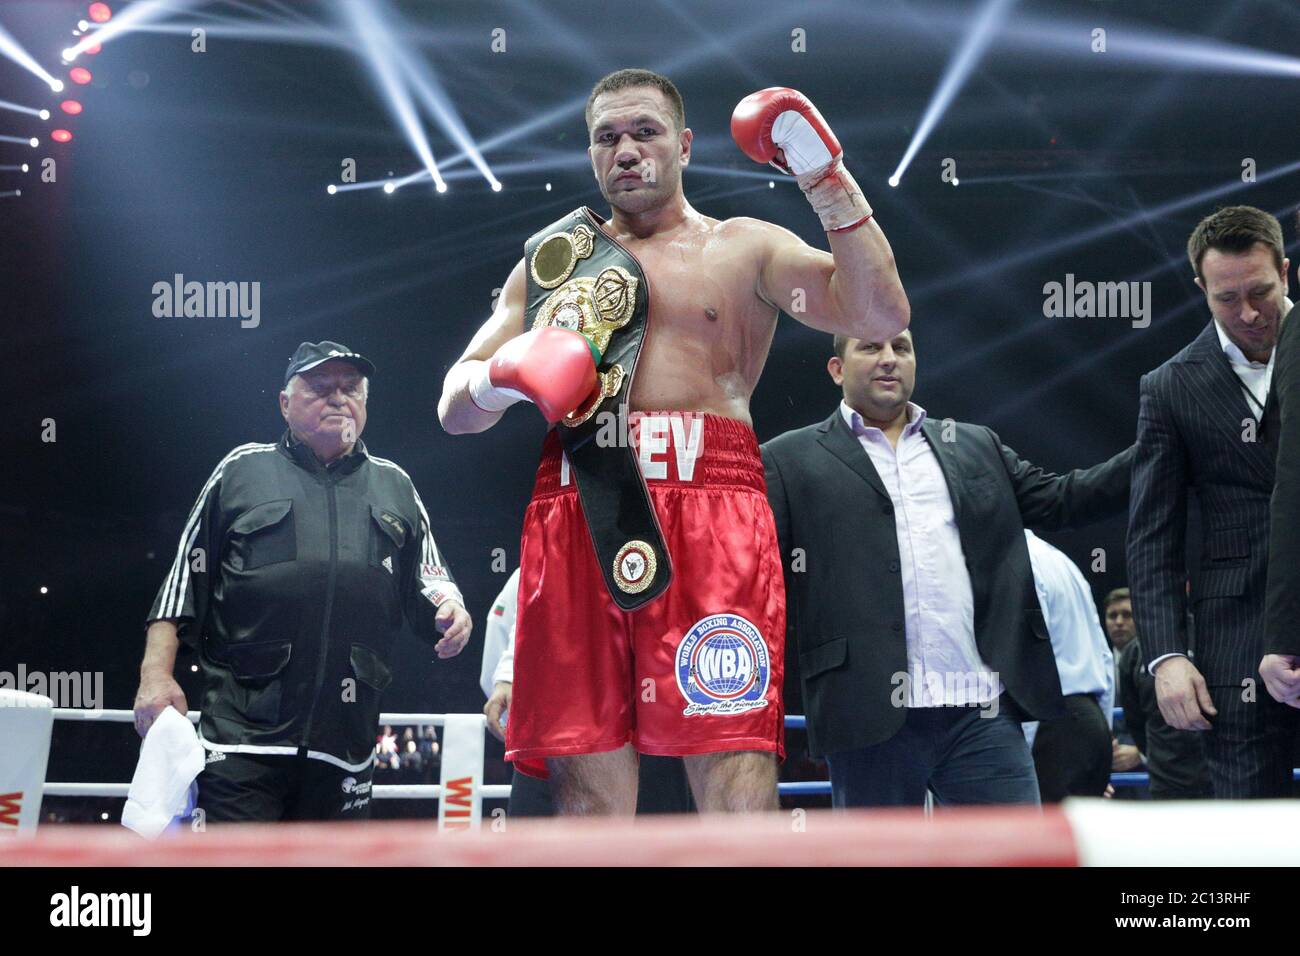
[533,265,638,359]
[529,224,596,290]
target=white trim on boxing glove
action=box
[771,110,836,176]
[467,361,528,413]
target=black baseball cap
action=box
[284,341,376,386]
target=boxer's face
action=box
[588,87,690,215]
[279,359,368,462]
[1105,598,1136,650]
[1195,242,1289,363]
[828,330,915,424]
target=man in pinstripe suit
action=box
[1261,208,1300,709]
[1128,206,1297,798]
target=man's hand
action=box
[133,668,188,738]
[483,680,512,743]
[1259,653,1300,706]
[434,600,472,659]
[1111,739,1143,772]
[1153,656,1216,730]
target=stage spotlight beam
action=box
[890,0,1018,187]
[916,156,1300,300]
[0,98,46,118]
[0,21,64,91]
[340,1,446,192]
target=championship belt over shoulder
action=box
[524,206,671,611]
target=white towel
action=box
[121,706,205,839]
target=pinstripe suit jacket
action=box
[1128,321,1277,687]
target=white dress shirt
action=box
[1214,319,1274,419]
[1020,530,1114,748]
[478,567,520,698]
[840,401,1001,707]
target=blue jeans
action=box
[825,705,1040,808]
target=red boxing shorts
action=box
[506,411,785,779]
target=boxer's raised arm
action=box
[756,220,909,344]
[731,87,909,344]
[438,258,528,434]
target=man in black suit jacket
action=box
[1261,210,1300,709]
[1128,204,1298,798]
[762,329,1133,808]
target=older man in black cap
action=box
[133,341,471,822]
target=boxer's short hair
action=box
[1186,205,1284,279]
[1104,587,1131,609]
[585,68,685,133]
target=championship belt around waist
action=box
[524,207,671,610]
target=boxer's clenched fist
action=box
[731,86,842,176]
[731,87,873,232]
[469,326,600,424]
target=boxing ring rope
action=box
[41,707,1234,819]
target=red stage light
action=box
[60,100,83,115]
[69,67,92,85]
[84,42,102,55]
[51,129,73,143]
[88,3,112,24]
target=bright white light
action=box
[545,182,552,191]
[343,3,446,196]
[768,180,775,188]
[78,20,89,31]
[50,80,64,92]
[888,175,900,188]
[21,163,29,172]
[0,19,67,91]
[39,109,49,120]
[39,586,48,594]
[191,664,199,672]
[436,181,447,193]
[326,184,337,195]
[29,137,38,147]
[490,181,502,192]
[952,178,959,187]
[383,181,395,194]
[100,813,109,820]
[62,47,77,61]
[890,0,1015,187]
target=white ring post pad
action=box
[0,689,54,833]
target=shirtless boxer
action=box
[439,69,909,815]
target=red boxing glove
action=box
[469,326,599,424]
[731,86,873,232]
[730,87,841,178]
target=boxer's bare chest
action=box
[612,220,779,419]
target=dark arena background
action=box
[0,0,1298,912]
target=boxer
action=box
[439,69,909,815]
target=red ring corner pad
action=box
[0,808,1080,867]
